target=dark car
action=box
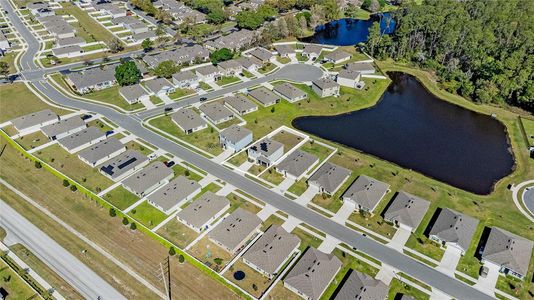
[81,114,93,120]
[164,161,175,167]
[105,130,114,136]
[200,97,207,102]
[164,107,173,112]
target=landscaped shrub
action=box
[130,222,137,230]
[109,208,116,217]
[214,258,223,265]
[34,161,42,168]
[178,255,185,263]
[122,217,129,225]
[63,179,70,187]
[169,247,176,256]
[70,185,77,192]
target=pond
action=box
[292,72,514,194]
[300,13,396,46]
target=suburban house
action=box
[275,150,319,181]
[143,78,175,97]
[99,150,150,181]
[284,247,342,300]
[312,78,340,97]
[224,94,258,115]
[236,56,262,72]
[122,161,174,197]
[345,62,375,74]
[143,45,210,68]
[333,270,389,300]
[171,108,207,134]
[248,87,280,107]
[119,84,150,104]
[383,191,430,232]
[172,71,199,89]
[274,44,296,58]
[57,127,106,154]
[195,64,221,82]
[199,102,234,124]
[273,83,307,102]
[56,36,85,48]
[219,125,253,153]
[52,45,83,58]
[205,29,255,51]
[147,176,201,214]
[10,109,58,135]
[480,227,533,279]
[65,65,117,94]
[78,138,125,167]
[428,208,479,255]
[324,50,352,64]
[125,22,149,35]
[217,59,243,76]
[301,44,323,60]
[342,175,390,214]
[308,162,351,196]
[247,138,284,167]
[248,47,273,64]
[337,69,364,89]
[176,191,230,232]
[208,208,262,254]
[41,117,86,140]
[0,32,12,53]
[242,225,300,279]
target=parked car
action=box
[164,107,173,112]
[480,266,489,278]
[200,97,207,102]
[81,114,93,120]
[164,161,175,167]
[148,153,157,160]
[105,130,114,136]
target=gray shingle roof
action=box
[143,78,173,94]
[325,50,352,62]
[224,94,258,114]
[428,208,479,252]
[302,44,323,56]
[249,138,284,157]
[199,102,234,123]
[119,84,148,102]
[57,127,106,152]
[56,36,85,47]
[273,83,307,100]
[220,125,252,144]
[242,225,300,275]
[208,208,262,252]
[249,47,273,61]
[236,56,262,69]
[148,175,200,211]
[100,150,149,180]
[66,64,117,90]
[41,117,86,138]
[276,150,319,178]
[383,191,430,229]
[11,109,58,131]
[333,270,388,300]
[274,44,295,56]
[218,59,241,71]
[196,64,220,76]
[177,191,229,230]
[284,247,342,300]
[482,227,533,276]
[308,162,351,195]
[78,138,125,165]
[338,69,361,80]
[171,108,206,132]
[122,161,173,195]
[248,87,280,106]
[342,175,390,212]
[172,70,198,82]
[345,62,375,73]
[312,78,339,90]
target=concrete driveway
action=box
[388,227,411,251]
[474,262,500,295]
[437,246,463,277]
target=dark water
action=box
[300,14,396,46]
[293,72,514,194]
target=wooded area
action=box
[367,0,534,112]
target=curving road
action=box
[1,0,496,298]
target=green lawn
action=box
[226,193,261,214]
[0,260,38,300]
[103,185,139,210]
[387,278,430,300]
[83,86,145,111]
[87,119,113,132]
[150,95,163,105]
[347,210,397,239]
[520,117,534,147]
[276,56,291,64]
[15,131,49,150]
[456,223,485,279]
[291,227,323,251]
[169,88,194,100]
[148,115,223,156]
[156,218,199,249]
[198,82,212,91]
[271,130,303,151]
[258,63,277,74]
[227,151,248,167]
[241,69,254,78]
[172,163,203,181]
[82,43,106,52]
[128,201,169,229]
[287,179,308,196]
[261,214,285,231]
[216,76,240,86]
[259,168,285,185]
[299,141,334,162]
[405,235,445,262]
[124,140,152,156]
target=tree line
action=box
[366,0,534,112]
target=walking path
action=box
[510,180,534,222]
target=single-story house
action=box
[248,87,280,107]
[172,70,199,89]
[242,225,300,279]
[273,83,307,103]
[219,125,253,153]
[324,50,352,64]
[122,161,174,197]
[52,45,83,58]
[301,44,323,59]
[56,36,85,48]
[208,208,262,254]
[143,78,175,96]
[65,65,117,94]
[217,59,243,76]
[247,47,273,63]
[195,64,221,82]
[312,78,340,97]
[274,44,296,58]
[284,247,342,300]
[205,29,255,51]
[333,270,389,300]
[176,191,230,232]
[345,62,375,74]
[308,162,351,196]
[342,175,390,214]
[199,102,234,124]
[10,109,58,135]
[428,208,479,255]
[481,227,533,279]
[247,138,284,167]
[236,56,262,72]
[383,191,430,232]
[57,126,106,154]
[171,108,207,134]
[119,84,150,104]
[224,94,258,115]
[78,138,125,167]
[147,175,201,214]
[276,150,319,181]
[125,21,149,35]
[41,117,86,140]
[99,150,150,181]
[337,69,364,89]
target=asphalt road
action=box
[0,199,126,300]
[3,0,494,298]
[524,187,534,216]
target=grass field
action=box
[266,281,300,300]
[169,88,194,100]
[15,131,49,150]
[228,151,248,167]
[0,51,17,74]
[157,219,199,249]
[227,193,262,214]
[0,83,69,123]
[388,278,430,300]
[128,200,169,229]
[0,260,38,299]
[103,185,139,210]
[259,168,285,185]
[225,259,272,298]
[261,214,285,231]
[520,117,534,147]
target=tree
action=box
[155,9,173,24]
[178,254,185,263]
[278,17,289,38]
[109,208,116,217]
[70,185,77,192]
[213,257,223,265]
[154,60,179,78]
[63,179,70,187]
[210,48,233,64]
[122,217,129,225]
[130,222,137,230]
[323,0,340,21]
[108,38,123,53]
[141,38,153,52]
[115,61,141,86]
[169,247,176,256]
[207,7,226,24]
[236,10,264,30]
[34,161,42,169]
[0,62,9,79]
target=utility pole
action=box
[157,256,172,300]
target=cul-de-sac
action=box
[0,0,533,299]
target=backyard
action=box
[157,218,199,249]
[103,185,139,210]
